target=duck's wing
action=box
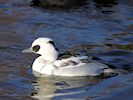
[55,56,89,68]
[53,56,118,76]
[58,51,83,59]
[57,54,99,67]
[55,51,79,67]
[58,51,73,60]
[54,58,79,68]
[81,56,116,69]
[57,52,116,69]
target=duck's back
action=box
[53,61,109,76]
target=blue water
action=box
[0,0,133,100]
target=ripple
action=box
[0,0,133,100]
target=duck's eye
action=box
[32,45,40,52]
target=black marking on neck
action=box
[49,41,55,46]
[49,41,59,51]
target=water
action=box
[0,0,133,100]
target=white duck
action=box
[23,37,117,77]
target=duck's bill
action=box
[22,47,34,53]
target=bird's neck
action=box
[41,51,59,62]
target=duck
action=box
[23,37,117,77]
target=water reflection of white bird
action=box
[31,76,102,100]
[23,37,117,77]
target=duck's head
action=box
[23,37,59,62]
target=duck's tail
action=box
[104,68,128,75]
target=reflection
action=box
[31,0,88,8]
[93,0,118,7]
[31,74,103,100]
[93,0,118,14]
[105,44,133,51]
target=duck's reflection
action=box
[31,72,103,100]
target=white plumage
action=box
[23,37,117,77]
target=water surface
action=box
[0,0,133,100]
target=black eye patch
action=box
[32,45,40,52]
